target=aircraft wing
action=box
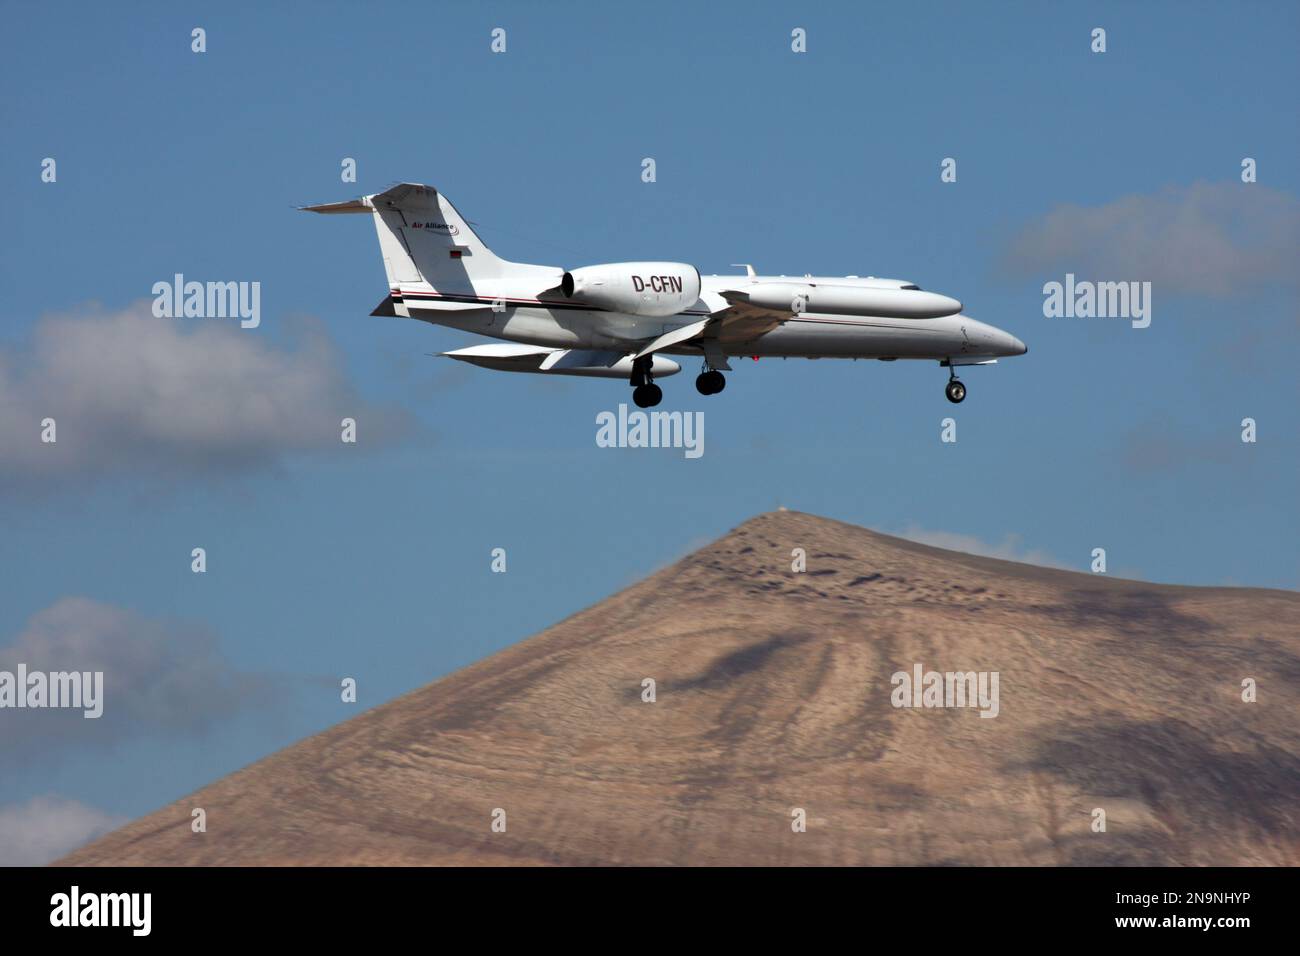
[633,318,712,360]
[710,290,789,341]
[441,344,679,379]
[625,290,787,370]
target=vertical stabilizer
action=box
[303,183,552,294]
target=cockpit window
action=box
[901,284,921,290]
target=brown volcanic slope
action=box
[63,511,1299,866]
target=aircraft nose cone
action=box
[1009,334,1027,355]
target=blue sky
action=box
[1,0,1296,861]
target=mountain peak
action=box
[61,512,1299,866]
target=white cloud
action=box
[0,795,125,866]
[0,597,275,761]
[0,302,410,484]
[1002,181,1300,297]
[895,524,1066,569]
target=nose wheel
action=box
[695,369,726,395]
[945,377,966,404]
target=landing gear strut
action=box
[630,356,662,408]
[695,367,726,396]
[945,369,966,404]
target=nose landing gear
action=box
[945,369,966,404]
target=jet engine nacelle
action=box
[561,262,701,317]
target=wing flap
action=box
[633,318,711,359]
[540,349,623,371]
[711,291,788,341]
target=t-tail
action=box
[301,182,557,315]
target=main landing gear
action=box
[633,383,662,408]
[628,357,727,406]
[630,356,662,408]
[695,368,726,396]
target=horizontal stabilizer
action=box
[370,295,399,317]
[300,184,438,215]
[404,298,495,312]
[300,197,373,214]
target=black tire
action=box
[696,370,725,395]
[945,380,966,404]
[634,383,663,408]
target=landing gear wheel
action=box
[695,370,726,395]
[633,383,663,408]
[945,379,966,404]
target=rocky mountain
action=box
[61,511,1299,866]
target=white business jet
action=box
[303,182,1026,406]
